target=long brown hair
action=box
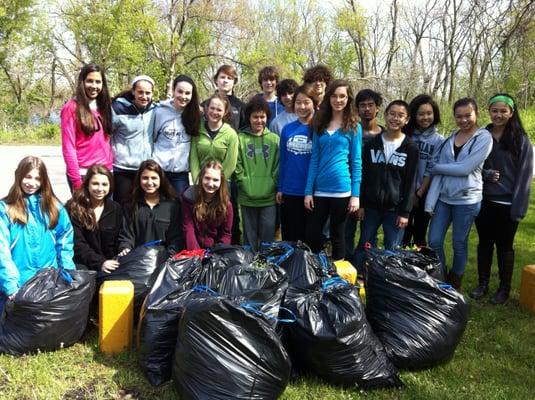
[172,75,201,136]
[3,156,59,228]
[66,165,113,231]
[312,79,357,134]
[129,160,176,212]
[194,160,229,223]
[75,63,112,137]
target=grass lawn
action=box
[1,193,535,400]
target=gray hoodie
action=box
[411,126,444,188]
[152,99,191,173]
[425,128,492,213]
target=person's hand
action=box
[117,248,131,257]
[7,290,18,301]
[397,216,409,229]
[304,195,314,211]
[347,196,360,213]
[276,192,283,205]
[101,259,120,273]
[356,208,365,220]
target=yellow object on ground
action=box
[519,265,535,313]
[334,260,357,285]
[99,280,134,354]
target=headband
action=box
[131,75,155,88]
[488,95,514,110]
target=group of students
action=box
[0,63,532,313]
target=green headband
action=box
[488,95,514,110]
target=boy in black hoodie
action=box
[354,100,419,270]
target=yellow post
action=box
[99,280,134,354]
[334,260,357,285]
[519,265,535,314]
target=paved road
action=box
[0,145,71,203]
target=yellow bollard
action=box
[99,280,134,354]
[334,260,357,285]
[519,265,535,314]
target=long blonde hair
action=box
[194,160,229,224]
[3,156,59,228]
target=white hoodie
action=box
[152,99,191,173]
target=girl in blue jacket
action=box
[0,156,75,311]
[304,80,362,260]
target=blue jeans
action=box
[165,171,190,198]
[428,200,481,275]
[354,208,404,270]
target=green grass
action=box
[1,193,535,400]
[0,123,60,145]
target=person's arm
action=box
[0,207,19,296]
[60,100,83,189]
[218,201,234,245]
[189,135,201,184]
[117,207,135,253]
[304,132,320,196]
[166,201,185,255]
[417,175,432,198]
[272,135,280,191]
[234,135,244,186]
[54,205,76,270]
[276,128,288,202]
[431,133,493,176]
[350,125,363,197]
[222,126,239,180]
[511,136,534,221]
[398,145,419,218]
[182,200,201,250]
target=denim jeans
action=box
[165,171,190,198]
[428,200,481,275]
[354,208,404,270]
[241,205,277,251]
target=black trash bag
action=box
[284,278,402,389]
[137,256,205,386]
[218,259,288,322]
[98,242,168,312]
[366,250,470,369]
[205,244,254,267]
[397,247,445,281]
[173,296,291,400]
[257,241,295,266]
[276,242,335,290]
[0,268,96,355]
[197,253,235,291]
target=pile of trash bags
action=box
[0,239,471,397]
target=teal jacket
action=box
[0,194,75,296]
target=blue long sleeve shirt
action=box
[305,125,362,197]
[277,120,313,196]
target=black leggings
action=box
[475,200,519,254]
[305,196,349,260]
[280,194,310,242]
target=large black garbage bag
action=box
[98,242,168,311]
[366,250,470,369]
[0,268,96,355]
[396,247,445,281]
[218,259,288,321]
[173,296,291,400]
[205,244,254,267]
[257,241,295,266]
[198,253,235,290]
[284,278,402,389]
[274,242,335,290]
[137,256,205,386]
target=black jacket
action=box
[361,133,419,217]
[118,197,184,254]
[70,199,122,271]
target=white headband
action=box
[131,75,155,88]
